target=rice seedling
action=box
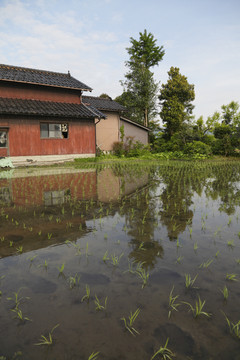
[227,240,234,248]
[151,338,175,360]
[67,273,80,289]
[235,258,240,264]
[215,251,220,258]
[176,238,182,248]
[222,313,240,339]
[11,308,31,323]
[81,284,90,303]
[220,285,229,300]
[102,250,110,262]
[168,286,181,319]
[35,324,59,346]
[16,246,23,254]
[0,275,5,281]
[57,263,65,276]
[135,263,149,288]
[94,295,107,311]
[7,288,30,310]
[121,308,140,336]
[226,273,238,281]
[111,253,124,266]
[0,236,5,242]
[38,260,48,270]
[47,233,52,240]
[188,226,193,237]
[194,242,198,251]
[183,296,211,318]
[185,274,198,289]
[85,242,91,257]
[175,256,183,264]
[199,259,213,269]
[0,351,22,360]
[27,255,38,262]
[138,242,146,251]
[88,352,100,360]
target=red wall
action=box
[0,148,7,157]
[0,82,82,104]
[3,118,96,156]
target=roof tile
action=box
[82,96,126,112]
[0,64,92,91]
[0,97,105,119]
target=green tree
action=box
[221,101,240,126]
[159,67,195,139]
[118,30,165,127]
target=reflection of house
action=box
[0,167,149,206]
[0,64,105,165]
[82,96,150,152]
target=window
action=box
[44,189,71,206]
[0,131,7,148]
[40,123,68,139]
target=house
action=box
[82,96,150,152]
[0,64,105,166]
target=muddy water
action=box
[0,162,240,359]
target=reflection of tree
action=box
[203,163,240,215]
[119,173,165,268]
[158,168,194,241]
[128,239,163,270]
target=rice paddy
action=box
[0,160,240,359]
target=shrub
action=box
[183,141,212,156]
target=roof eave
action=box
[0,78,92,92]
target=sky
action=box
[0,0,240,120]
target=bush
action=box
[112,138,149,158]
[112,141,125,157]
[183,141,212,156]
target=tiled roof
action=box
[0,97,105,119]
[0,64,92,91]
[82,96,126,112]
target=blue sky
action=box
[0,0,240,120]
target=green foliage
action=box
[126,29,165,69]
[119,29,164,126]
[159,67,195,138]
[183,141,212,156]
[112,138,150,158]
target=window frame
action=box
[0,129,8,148]
[40,122,69,139]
